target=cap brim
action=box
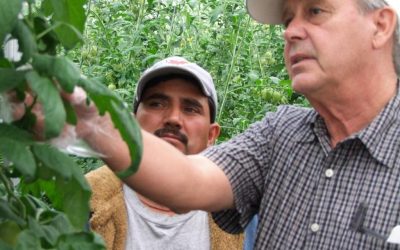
[136,66,209,102]
[246,0,284,24]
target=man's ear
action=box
[372,7,398,49]
[207,123,221,146]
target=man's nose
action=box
[164,106,183,128]
[283,17,307,42]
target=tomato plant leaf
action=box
[0,124,34,144]
[11,20,37,66]
[0,199,26,226]
[53,57,80,93]
[57,232,106,250]
[27,216,61,247]
[63,99,77,125]
[15,230,41,249]
[0,221,21,246]
[32,144,73,179]
[33,17,59,55]
[26,71,66,139]
[32,54,79,93]
[41,0,53,16]
[0,138,36,178]
[55,171,91,230]
[0,68,27,92]
[49,0,87,49]
[108,100,143,178]
[78,78,120,114]
[0,240,13,250]
[0,0,22,45]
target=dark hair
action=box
[134,73,216,123]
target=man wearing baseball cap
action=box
[58,0,400,249]
[86,56,244,249]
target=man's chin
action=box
[162,137,187,153]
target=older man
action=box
[86,56,243,250]
[53,0,400,249]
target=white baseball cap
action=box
[246,0,400,24]
[133,56,218,122]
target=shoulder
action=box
[85,166,124,206]
[86,166,122,189]
[264,105,315,128]
[235,105,315,141]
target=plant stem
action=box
[0,166,27,220]
[80,0,93,68]
[217,17,251,121]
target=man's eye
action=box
[309,7,322,15]
[184,107,200,114]
[148,101,164,108]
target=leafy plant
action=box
[0,0,142,248]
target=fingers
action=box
[61,86,87,106]
[62,87,99,119]
[6,91,32,122]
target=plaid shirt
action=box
[204,88,400,249]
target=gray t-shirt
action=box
[123,185,210,250]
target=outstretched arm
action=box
[68,88,235,213]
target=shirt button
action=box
[325,169,334,178]
[310,223,320,232]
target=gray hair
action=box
[358,0,400,76]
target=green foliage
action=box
[0,0,143,248]
[71,0,309,143]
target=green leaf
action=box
[210,5,224,24]
[32,144,73,180]
[11,20,37,66]
[20,195,48,218]
[0,199,26,225]
[56,163,91,229]
[0,124,34,144]
[0,138,36,178]
[0,240,13,250]
[41,0,53,16]
[26,71,66,139]
[57,232,106,250]
[108,100,143,178]
[0,0,22,44]
[53,57,80,92]
[15,230,41,249]
[38,210,73,235]
[27,216,60,247]
[0,68,27,92]
[64,99,77,125]
[78,78,119,113]
[22,171,91,230]
[32,54,79,93]
[33,17,59,55]
[49,0,88,49]
[0,221,22,246]
[0,58,13,68]
[269,76,280,84]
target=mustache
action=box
[154,126,188,146]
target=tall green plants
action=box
[0,0,142,248]
[73,0,307,143]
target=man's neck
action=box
[136,193,177,216]
[309,76,398,148]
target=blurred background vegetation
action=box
[67,0,309,171]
